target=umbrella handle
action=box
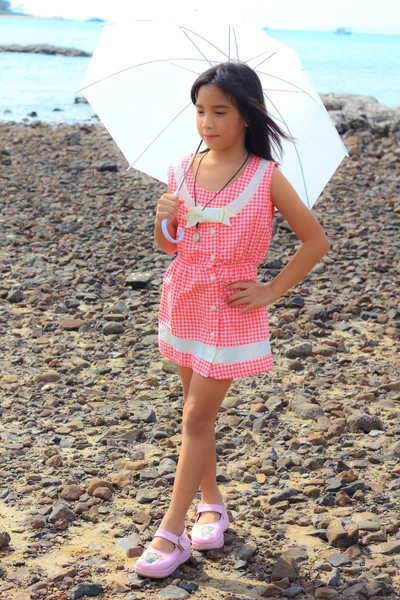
[161,218,184,243]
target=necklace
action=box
[192,150,251,243]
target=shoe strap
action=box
[195,503,226,517]
[154,528,188,550]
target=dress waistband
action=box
[175,255,256,268]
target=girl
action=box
[135,61,330,578]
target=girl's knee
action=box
[182,406,215,436]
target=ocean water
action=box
[1,17,399,123]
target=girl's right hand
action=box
[155,193,185,226]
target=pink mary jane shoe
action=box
[191,503,230,551]
[134,527,191,579]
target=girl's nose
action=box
[202,115,214,128]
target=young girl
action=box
[135,61,330,578]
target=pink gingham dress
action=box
[158,152,277,380]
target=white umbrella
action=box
[79,14,348,240]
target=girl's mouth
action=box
[204,135,218,141]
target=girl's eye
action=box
[216,112,225,115]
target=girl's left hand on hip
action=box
[227,282,278,313]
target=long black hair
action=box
[190,61,294,162]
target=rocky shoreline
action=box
[0,94,399,600]
[0,44,92,57]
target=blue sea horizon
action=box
[1,17,399,124]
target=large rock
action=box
[321,93,400,136]
[326,518,359,548]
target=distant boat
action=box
[334,27,352,35]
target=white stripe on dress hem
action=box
[159,324,271,365]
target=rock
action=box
[125,272,153,288]
[92,486,112,500]
[7,288,23,303]
[60,484,83,501]
[48,504,77,523]
[136,488,159,504]
[60,318,86,331]
[293,402,324,420]
[33,370,60,384]
[271,554,299,582]
[103,322,124,335]
[236,542,257,561]
[0,532,10,548]
[269,488,300,504]
[326,518,359,548]
[86,479,113,495]
[348,411,383,433]
[67,583,103,599]
[116,533,142,557]
[374,540,400,554]
[158,585,190,599]
[98,161,118,172]
[0,44,91,56]
[285,342,313,359]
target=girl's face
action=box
[195,84,247,152]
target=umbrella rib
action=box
[228,26,231,61]
[255,67,321,107]
[245,49,276,65]
[179,26,230,62]
[263,91,311,209]
[79,58,213,91]
[128,101,193,170]
[232,27,239,60]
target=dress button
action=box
[211,305,217,311]
[210,254,215,261]
[210,229,215,235]
[210,332,215,338]
[210,274,215,282]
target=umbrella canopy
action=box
[80,15,348,209]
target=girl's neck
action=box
[204,146,249,166]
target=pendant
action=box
[192,230,200,243]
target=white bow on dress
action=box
[182,206,235,228]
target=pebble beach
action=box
[0,94,400,600]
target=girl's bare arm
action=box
[269,168,330,298]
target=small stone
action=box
[293,402,324,420]
[326,553,351,567]
[285,342,313,359]
[236,542,257,561]
[0,532,11,548]
[92,486,112,500]
[116,533,142,557]
[103,322,124,336]
[33,370,60,384]
[86,479,113,495]
[98,161,118,172]
[48,504,77,523]
[125,272,153,289]
[158,585,190,599]
[67,582,103,599]
[374,540,400,554]
[60,318,85,331]
[136,488,159,504]
[271,555,299,582]
[326,518,359,548]
[348,411,383,433]
[60,484,83,501]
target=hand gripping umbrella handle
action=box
[161,217,184,243]
[160,140,203,244]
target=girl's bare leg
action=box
[179,366,225,521]
[150,369,232,553]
